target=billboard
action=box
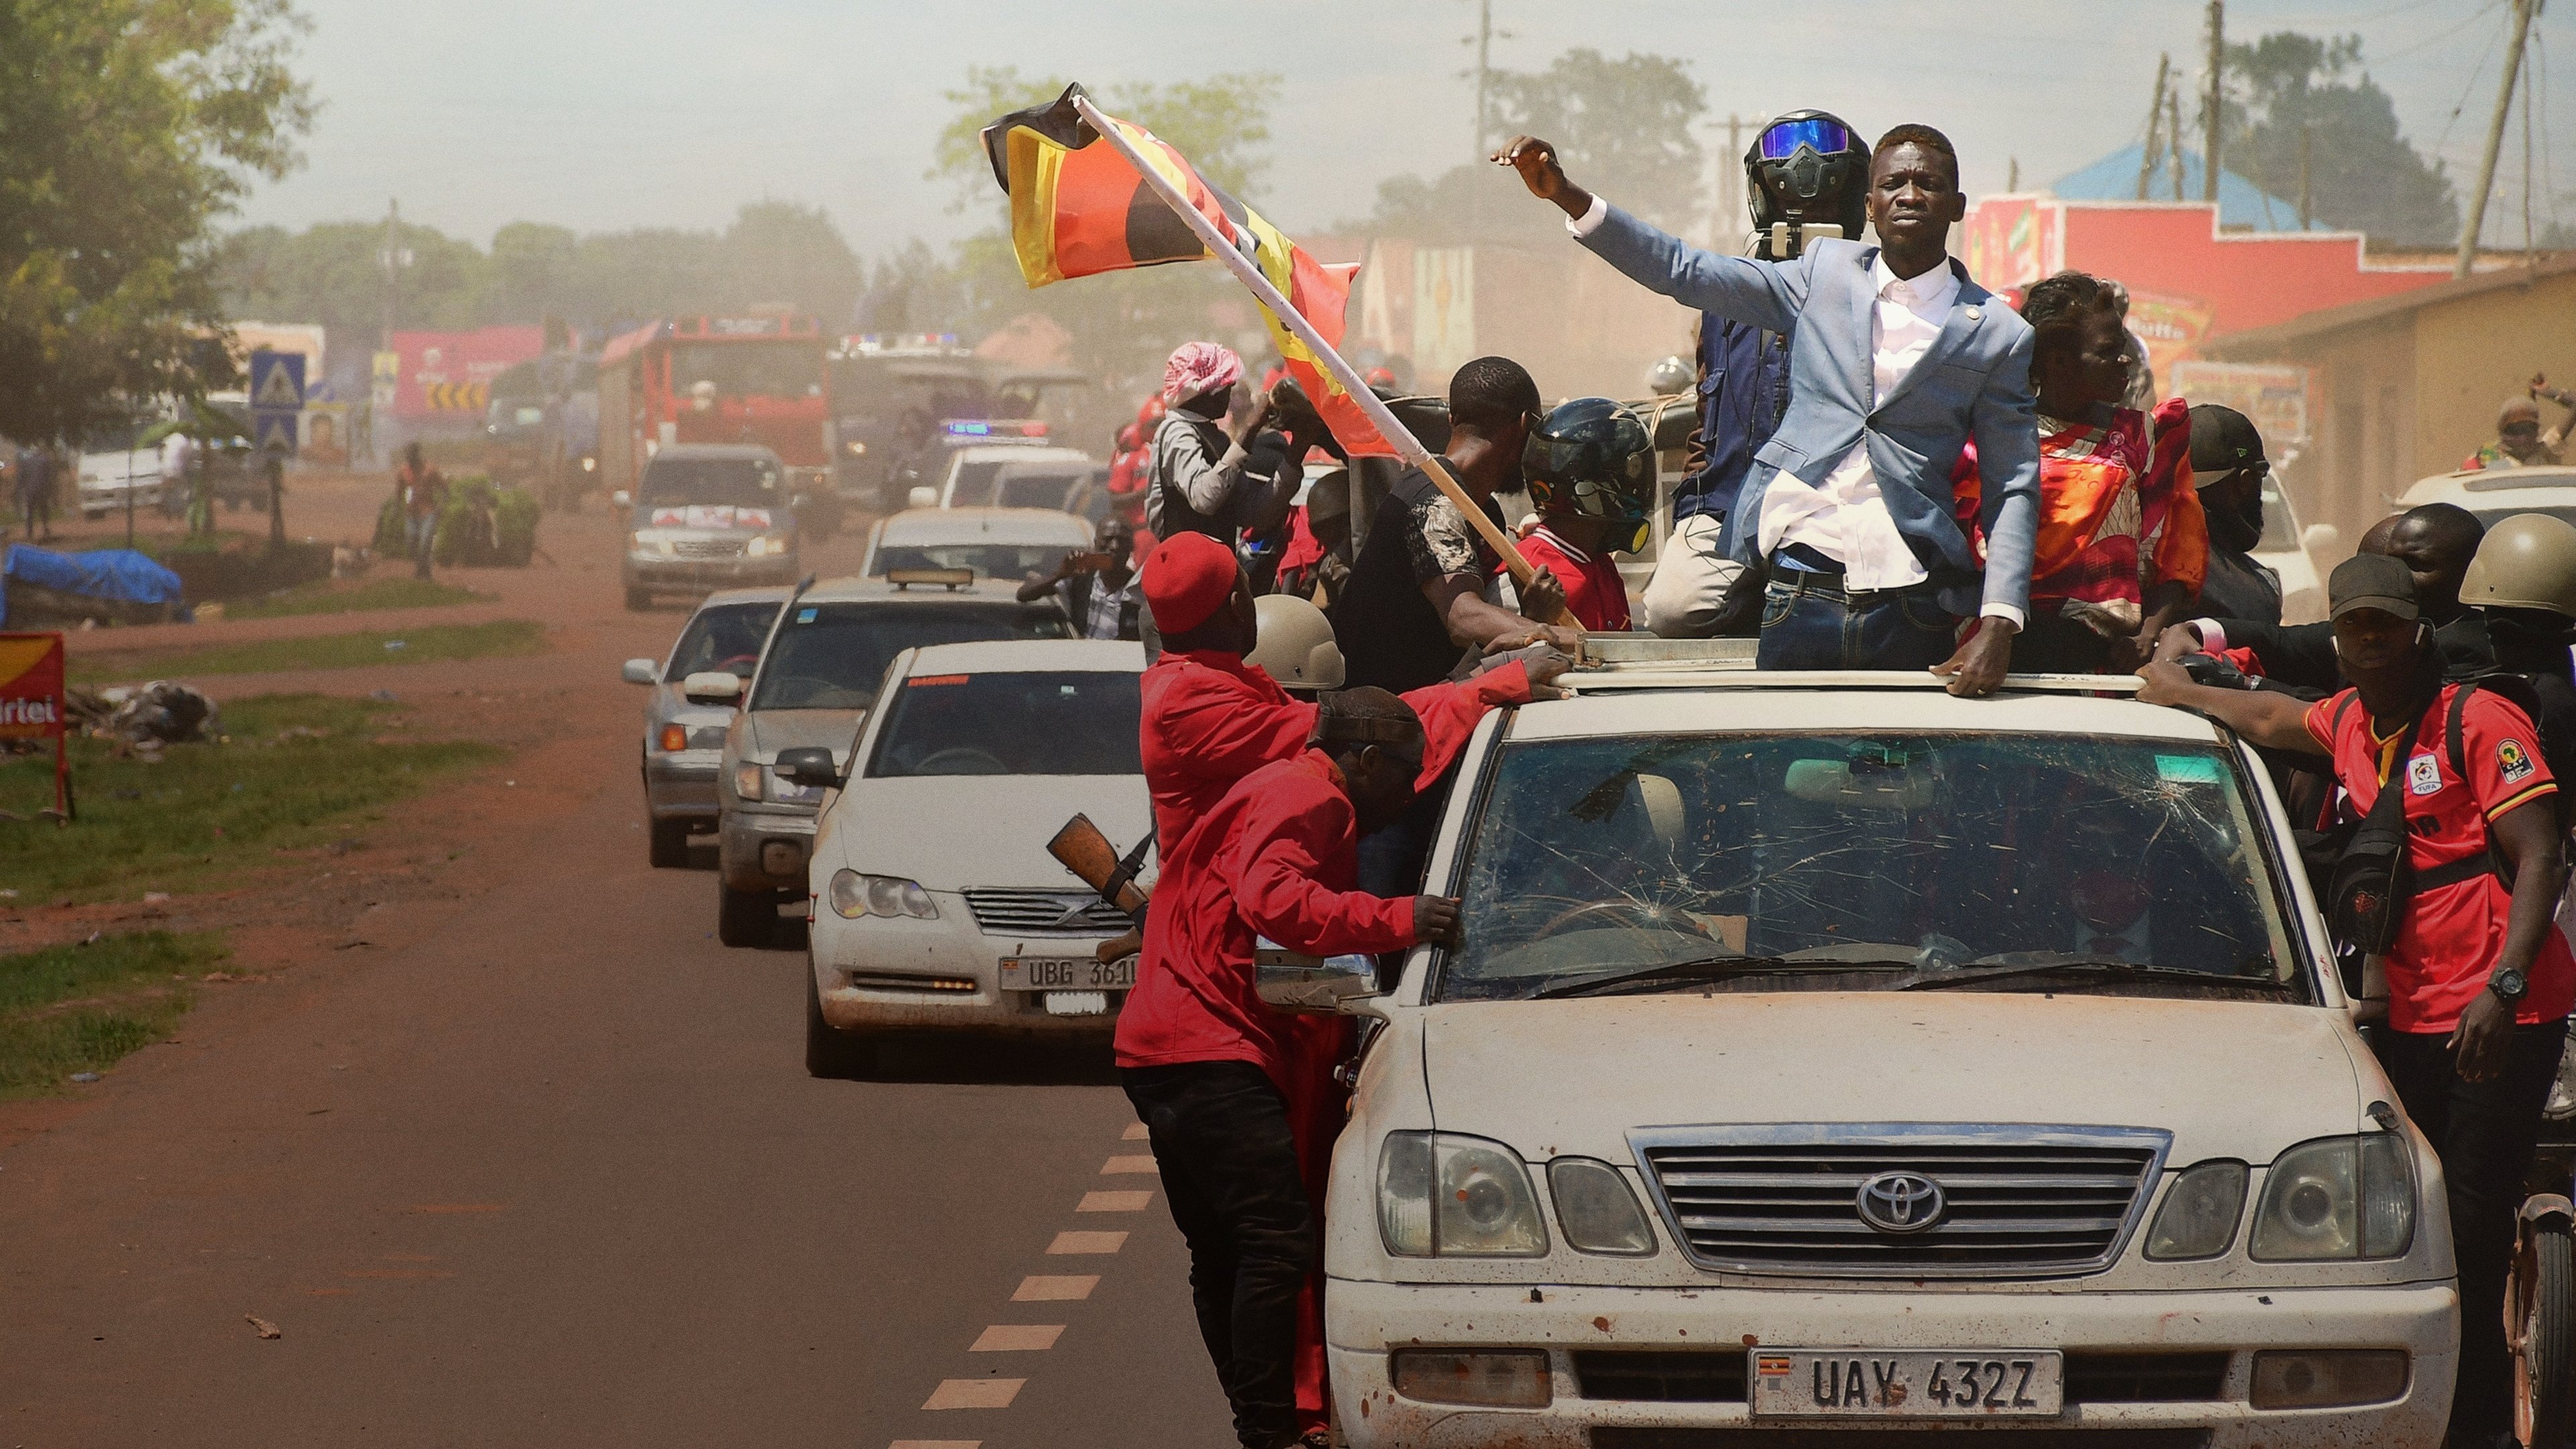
[387,326,544,419]
[1960,197,2061,293]
[2171,360,2315,446]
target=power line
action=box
[2381,0,2505,64]
[2432,17,2508,158]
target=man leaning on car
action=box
[2139,553,2573,1446]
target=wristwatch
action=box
[2488,965,2530,1004]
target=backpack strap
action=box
[2440,679,2517,890]
[2445,678,2481,784]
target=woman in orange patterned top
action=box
[1956,270,2206,674]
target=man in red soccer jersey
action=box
[2139,552,2571,1446]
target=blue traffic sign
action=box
[249,351,306,413]
[255,413,299,453]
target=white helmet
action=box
[1248,594,1345,692]
[1647,355,1693,396]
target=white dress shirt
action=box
[1568,196,2022,627]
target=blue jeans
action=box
[1756,569,1959,671]
[405,513,437,575]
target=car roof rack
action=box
[1564,636,2143,694]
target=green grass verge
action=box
[71,619,545,684]
[0,930,227,1095]
[0,693,503,902]
[226,576,493,620]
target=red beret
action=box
[1142,532,1239,635]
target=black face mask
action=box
[2201,478,2263,553]
[2485,609,2576,671]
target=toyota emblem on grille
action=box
[1854,1171,1946,1234]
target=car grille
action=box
[1572,1350,2227,1406]
[687,724,729,749]
[672,537,745,559]
[963,889,1128,935]
[1632,1126,2167,1279]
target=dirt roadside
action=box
[2,472,873,1146]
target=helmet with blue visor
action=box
[1745,109,1870,244]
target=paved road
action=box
[2,521,1234,1448]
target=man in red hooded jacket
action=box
[1118,688,1458,1449]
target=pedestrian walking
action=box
[1650,110,1868,638]
[1498,123,2039,694]
[1018,517,1142,641]
[159,428,195,533]
[13,443,54,543]
[397,443,446,580]
[2138,554,2574,1446]
[1116,686,1460,1449]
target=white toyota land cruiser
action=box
[1293,655,2457,1448]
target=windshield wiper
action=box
[1534,953,1918,1000]
[1894,957,2290,994]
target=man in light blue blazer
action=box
[1501,123,2039,697]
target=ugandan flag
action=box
[981,85,1393,458]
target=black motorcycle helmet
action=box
[1521,397,1656,555]
[1746,109,1870,243]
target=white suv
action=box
[1301,659,2457,1447]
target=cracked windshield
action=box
[1450,732,2304,1002]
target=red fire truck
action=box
[598,314,833,511]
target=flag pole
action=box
[1066,91,1574,629]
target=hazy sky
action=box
[242,0,2569,257]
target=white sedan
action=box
[794,637,1147,1077]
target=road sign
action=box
[421,380,490,413]
[255,413,299,452]
[250,351,306,412]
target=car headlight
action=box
[745,533,792,557]
[2249,1134,2414,1260]
[827,869,938,920]
[732,761,763,801]
[1377,1132,1548,1257]
[1548,1157,1656,1254]
[2144,1160,2249,1260]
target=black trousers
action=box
[1122,1060,1314,1449]
[2373,1019,2567,1442]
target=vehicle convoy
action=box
[2401,464,2576,537]
[858,506,1093,582]
[936,443,1096,510]
[790,638,1147,1076]
[712,576,1073,947]
[482,353,600,509]
[624,588,789,867]
[598,314,833,529]
[619,444,800,610]
[826,335,1091,512]
[1299,662,2457,1448]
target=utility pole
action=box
[2168,85,2188,201]
[2202,0,2225,204]
[2458,0,2536,278]
[2297,123,2314,229]
[2007,157,2021,193]
[2139,54,2171,201]
[1472,0,1493,161]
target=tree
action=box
[0,0,314,443]
[930,66,1281,208]
[1489,50,1706,232]
[484,223,579,329]
[717,201,861,325]
[2223,31,2459,248]
[856,240,971,337]
[215,217,486,346]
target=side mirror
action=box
[621,658,657,685]
[1255,947,1380,1016]
[774,745,843,790]
[2300,523,2341,558]
[907,486,938,510]
[611,489,632,507]
[682,671,743,705]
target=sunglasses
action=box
[1758,117,1851,160]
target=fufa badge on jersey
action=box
[2501,739,2536,784]
[2407,754,2443,796]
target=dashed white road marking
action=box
[1077,1189,1152,1212]
[1046,1230,1128,1255]
[970,1324,1065,1352]
[1122,1122,1150,1140]
[1012,1274,1099,1301]
[923,1379,1024,1410]
[1099,1154,1158,1175]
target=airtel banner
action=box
[0,633,65,739]
[387,326,544,419]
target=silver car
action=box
[623,588,790,867]
[714,574,1072,947]
[621,443,801,610]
